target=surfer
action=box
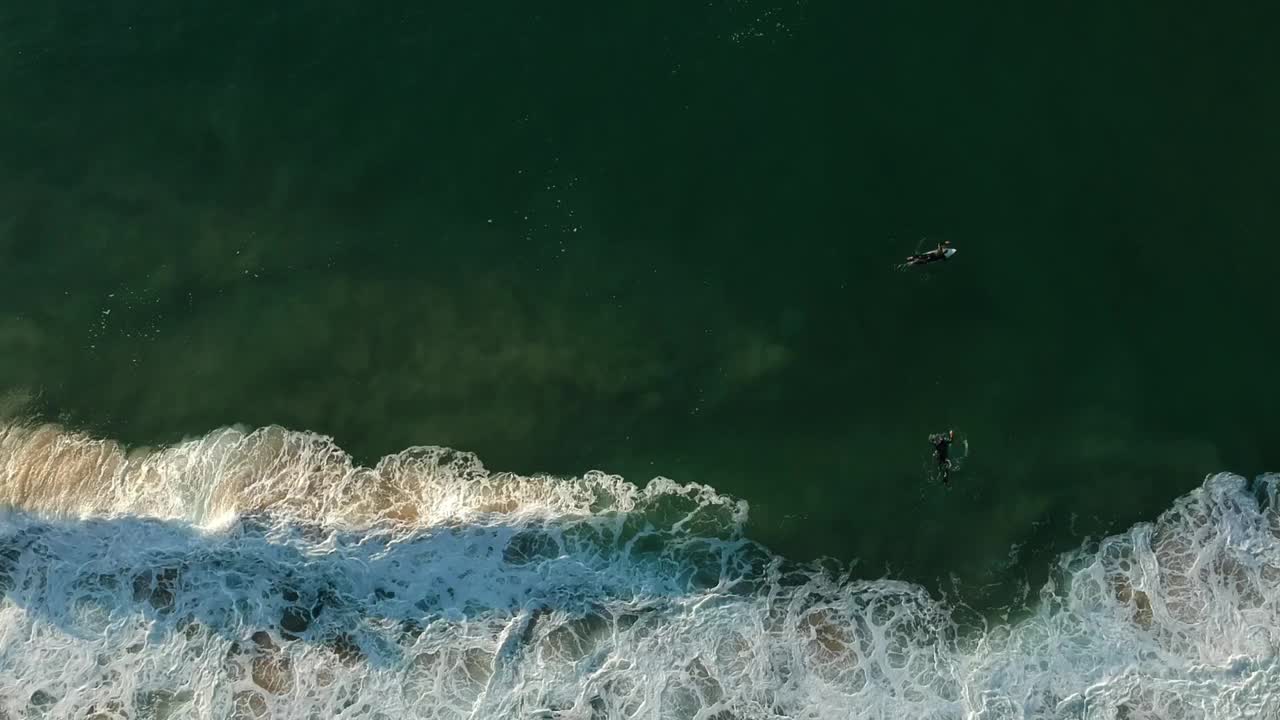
[902,240,956,268]
[930,430,955,485]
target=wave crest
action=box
[1,422,1278,718]
[0,422,747,531]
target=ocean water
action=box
[3,0,1280,717]
[1,421,1279,718]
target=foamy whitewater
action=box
[0,422,1277,719]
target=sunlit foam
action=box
[1,421,1277,718]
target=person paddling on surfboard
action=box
[903,240,956,268]
[930,430,955,485]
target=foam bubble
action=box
[1,423,1278,718]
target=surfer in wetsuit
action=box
[903,240,955,268]
[931,430,955,485]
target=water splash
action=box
[0,422,1277,718]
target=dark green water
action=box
[2,1,1277,602]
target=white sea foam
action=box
[0,422,1277,719]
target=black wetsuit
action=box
[931,434,953,484]
[908,252,943,266]
[907,246,951,267]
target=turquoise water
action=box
[2,1,1279,716]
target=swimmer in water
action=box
[930,430,955,485]
[903,240,956,268]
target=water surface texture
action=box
[1,1,1278,717]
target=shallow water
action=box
[2,422,1279,718]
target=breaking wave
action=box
[0,422,1277,719]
